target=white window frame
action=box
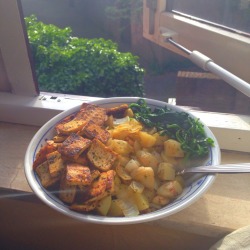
[0,0,250,153]
[143,0,250,84]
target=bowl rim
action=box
[24,97,221,224]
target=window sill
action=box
[0,92,249,153]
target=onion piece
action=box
[113,116,130,126]
[116,198,139,217]
[129,181,144,193]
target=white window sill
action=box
[1,92,250,153]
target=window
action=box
[0,0,250,153]
[143,0,250,84]
[167,0,250,35]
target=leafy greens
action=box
[129,99,214,159]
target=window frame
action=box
[143,0,250,84]
[0,0,249,153]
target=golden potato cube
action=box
[131,192,149,211]
[131,166,155,191]
[143,188,156,202]
[116,164,132,182]
[96,195,112,216]
[164,139,185,158]
[157,180,183,199]
[108,199,124,217]
[109,139,133,156]
[157,162,176,181]
[153,133,168,146]
[136,150,158,172]
[138,131,156,148]
[152,195,170,206]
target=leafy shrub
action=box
[25,15,145,97]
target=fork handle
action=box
[183,163,250,174]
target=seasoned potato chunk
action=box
[109,139,133,156]
[157,162,175,181]
[164,139,185,158]
[131,167,155,191]
[138,131,156,148]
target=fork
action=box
[177,163,250,175]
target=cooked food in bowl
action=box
[31,98,215,218]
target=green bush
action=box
[25,15,145,97]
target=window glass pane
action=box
[20,0,145,98]
[167,0,250,34]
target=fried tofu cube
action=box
[70,200,98,212]
[87,139,118,171]
[46,151,65,177]
[59,133,91,160]
[35,161,60,188]
[33,143,57,169]
[106,170,116,195]
[83,121,110,144]
[65,163,92,186]
[76,103,107,126]
[56,119,87,135]
[59,175,77,204]
[106,104,129,117]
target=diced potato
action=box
[143,188,156,202]
[118,155,130,167]
[175,175,185,188]
[116,164,132,182]
[108,199,124,217]
[138,131,156,148]
[152,195,170,206]
[131,167,155,191]
[160,151,179,166]
[164,139,185,158]
[153,133,168,146]
[109,139,133,156]
[136,150,159,172]
[124,108,134,118]
[157,162,175,181]
[133,140,142,152]
[116,183,129,199]
[125,159,140,173]
[96,195,112,216]
[157,180,183,199]
[131,192,149,211]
